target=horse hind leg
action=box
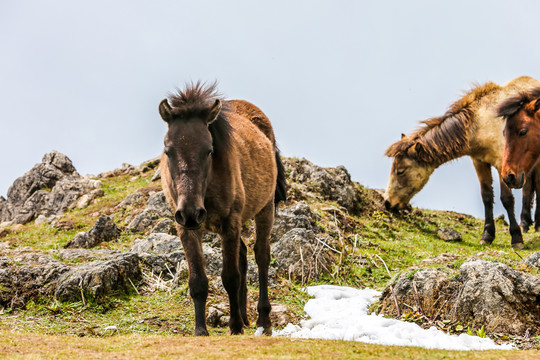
[239,240,249,327]
[534,169,540,232]
[499,178,524,248]
[253,200,274,335]
[520,171,534,233]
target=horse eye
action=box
[396,169,405,176]
[208,149,214,156]
[519,129,528,137]
[164,147,172,156]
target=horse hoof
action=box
[520,225,530,233]
[262,326,272,336]
[230,328,244,335]
[480,233,494,245]
[512,242,525,250]
[194,327,209,336]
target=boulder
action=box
[271,201,318,243]
[150,219,177,235]
[524,252,540,269]
[1,151,103,224]
[56,253,141,302]
[378,259,540,336]
[271,228,334,282]
[284,158,360,211]
[130,233,184,278]
[65,215,121,249]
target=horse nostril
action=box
[195,208,207,224]
[505,173,516,186]
[175,210,185,225]
[384,200,391,210]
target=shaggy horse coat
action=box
[384,76,540,248]
[159,83,286,336]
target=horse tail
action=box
[274,149,287,204]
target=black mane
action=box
[167,81,232,157]
[498,87,540,119]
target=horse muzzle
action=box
[503,171,525,189]
[175,206,207,229]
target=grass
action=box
[0,161,539,357]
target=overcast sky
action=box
[1,1,540,219]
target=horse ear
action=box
[534,99,540,113]
[207,99,222,125]
[407,143,422,158]
[159,99,173,123]
[401,133,407,140]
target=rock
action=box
[130,233,184,278]
[284,158,360,211]
[378,259,540,336]
[0,253,70,308]
[150,219,177,235]
[207,306,228,327]
[270,304,291,327]
[65,215,120,249]
[116,190,147,209]
[151,167,161,182]
[1,151,103,225]
[524,252,540,269]
[271,201,317,243]
[131,233,182,254]
[437,227,462,242]
[146,191,172,217]
[271,228,334,282]
[52,249,121,262]
[127,209,159,233]
[56,253,141,302]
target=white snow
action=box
[272,285,513,351]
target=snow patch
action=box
[274,285,513,351]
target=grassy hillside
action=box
[0,159,539,357]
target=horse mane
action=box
[497,87,540,119]
[385,82,501,164]
[167,81,232,158]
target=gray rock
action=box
[1,151,102,225]
[116,190,147,209]
[379,259,540,336]
[437,227,462,242]
[56,252,141,302]
[65,215,120,249]
[151,167,161,182]
[271,228,333,282]
[52,249,121,262]
[146,191,172,218]
[150,218,177,235]
[524,252,540,268]
[284,158,359,211]
[131,233,182,254]
[271,201,317,243]
[127,209,159,233]
[131,233,184,278]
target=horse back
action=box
[227,100,276,146]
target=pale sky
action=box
[1,1,540,219]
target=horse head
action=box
[159,96,223,229]
[384,135,435,211]
[500,90,540,188]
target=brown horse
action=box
[384,76,540,248]
[498,87,540,188]
[159,82,286,336]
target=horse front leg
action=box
[520,171,534,233]
[221,222,244,335]
[253,201,274,335]
[499,178,524,248]
[473,160,495,244]
[532,168,540,232]
[179,228,209,336]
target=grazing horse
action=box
[159,82,286,336]
[384,76,540,248]
[498,87,540,188]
